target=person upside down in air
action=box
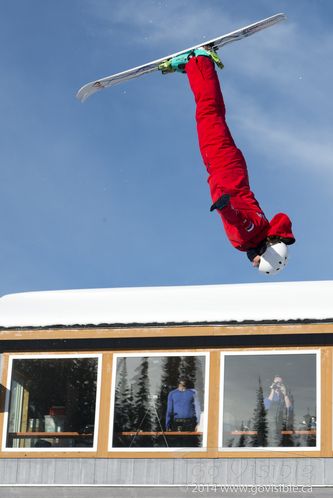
[159,49,295,275]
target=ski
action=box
[76,13,286,102]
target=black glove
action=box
[210,193,230,212]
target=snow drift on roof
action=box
[0,281,332,328]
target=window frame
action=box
[108,351,210,452]
[1,352,103,453]
[218,349,321,452]
[0,340,331,459]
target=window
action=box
[3,354,102,452]
[109,352,209,451]
[0,344,328,458]
[220,351,319,451]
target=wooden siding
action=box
[0,457,333,486]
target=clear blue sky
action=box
[0,0,332,295]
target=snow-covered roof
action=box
[0,281,332,329]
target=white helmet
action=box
[258,242,288,275]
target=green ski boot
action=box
[158,47,224,74]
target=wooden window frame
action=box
[219,349,321,453]
[0,324,332,458]
[108,351,210,453]
[0,352,103,456]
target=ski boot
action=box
[158,46,224,74]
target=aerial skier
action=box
[159,49,295,275]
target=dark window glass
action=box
[221,353,318,448]
[111,354,207,449]
[6,356,99,449]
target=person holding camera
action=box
[264,375,293,446]
[264,376,292,410]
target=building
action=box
[0,280,332,497]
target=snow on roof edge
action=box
[0,280,332,329]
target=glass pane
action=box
[111,354,207,449]
[222,353,317,448]
[6,357,99,449]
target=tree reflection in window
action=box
[111,354,207,449]
[6,356,100,449]
[221,352,318,449]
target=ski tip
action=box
[75,91,86,103]
[75,87,89,103]
[76,81,105,102]
[277,12,287,20]
[272,12,287,23]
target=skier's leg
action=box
[185,56,250,204]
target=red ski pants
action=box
[185,56,266,242]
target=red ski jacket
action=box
[185,56,295,251]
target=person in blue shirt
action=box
[165,377,201,432]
